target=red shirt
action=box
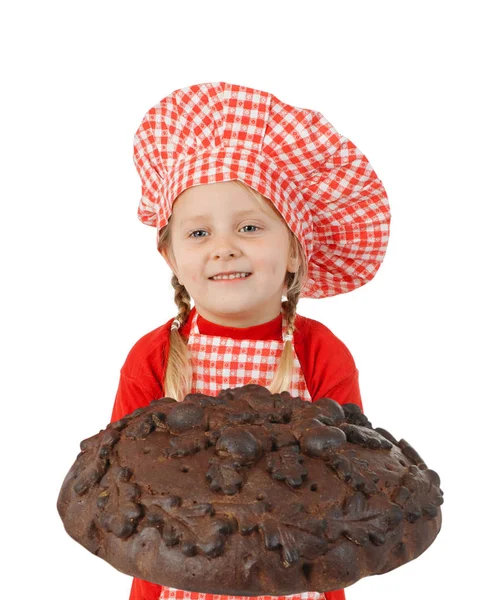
[111,306,362,600]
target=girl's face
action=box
[161,181,300,328]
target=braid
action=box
[171,274,192,329]
[164,275,193,402]
[282,272,299,340]
[267,272,301,394]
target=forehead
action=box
[172,181,279,222]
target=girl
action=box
[111,81,391,600]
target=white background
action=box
[1,1,484,598]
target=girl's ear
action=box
[160,248,181,282]
[287,257,299,274]
[286,239,300,274]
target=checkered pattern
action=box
[133,81,390,298]
[157,311,317,600]
[187,311,312,401]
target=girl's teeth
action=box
[212,272,250,280]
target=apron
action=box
[187,309,313,401]
[158,310,328,600]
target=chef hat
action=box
[133,81,391,299]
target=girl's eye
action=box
[188,225,260,238]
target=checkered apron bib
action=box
[187,310,313,400]
[158,311,328,600]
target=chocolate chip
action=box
[301,427,347,457]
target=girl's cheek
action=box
[252,249,278,270]
[251,256,266,271]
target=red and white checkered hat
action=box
[133,81,391,299]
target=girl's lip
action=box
[209,273,253,282]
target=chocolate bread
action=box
[57,384,443,595]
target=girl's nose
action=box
[213,248,240,259]
[211,236,242,259]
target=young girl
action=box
[110,81,391,600]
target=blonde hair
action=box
[158,180,309,402]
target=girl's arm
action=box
[295,315,363,413]
[110,370,155,423]
[316,368,363,411]
[110,326,167,424]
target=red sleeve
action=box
[109,325,169,424]
[314,368,363,412]
[295,315,364,413]
[128,578,162,600]
[110,371,158,423]
[324,590,346,600]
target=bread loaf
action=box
[57,384,443,594]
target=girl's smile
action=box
[209,273,253,282]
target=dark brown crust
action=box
[57,384,443,595]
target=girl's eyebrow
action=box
[179,209,265,228]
